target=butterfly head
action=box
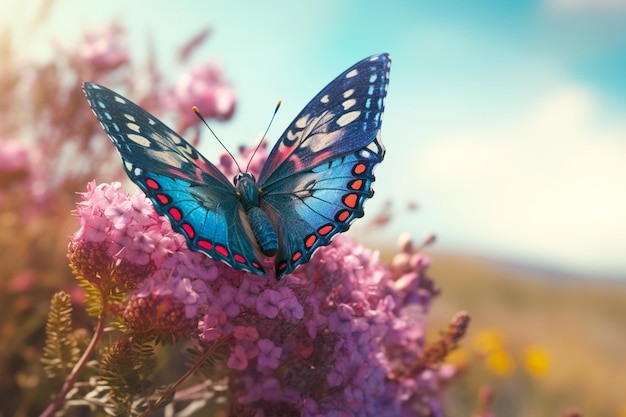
[234,172,256,186]
[235,172,262,211]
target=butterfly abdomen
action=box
[248,207,278,257]
[236,173,278,257]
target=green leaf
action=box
[41,292,81,380]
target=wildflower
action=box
[195,233,441,416]
[69,145,449,415]
[473,385,496,417]
[472,328,506,356]
[0,139,31,187]
[76,23,129,72]
[257,339,282,371]
[524,345,550,378]
[123,294,197,343]
[486,349,515,376]
[69,182,163,291]
[472,328,515,376]
[167,62,236,131]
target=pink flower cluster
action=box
[167,62,237,131]
[70,148,441,416]
[0,139,32,174]
[0,139,33,188]
[203,234,440,416]
[75,23,129,72]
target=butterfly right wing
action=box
[83,83,266,275]
[256,54,390,278]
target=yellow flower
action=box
[471,328,505,355]
[524,345,550,378]
[485,348,515,376]
[445,346,469,368]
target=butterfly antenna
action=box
[193,106,243,172]
[245,100,281,173]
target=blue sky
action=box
[4,0,626,278]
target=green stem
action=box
[138,337,227,417]
[39,303,107,417]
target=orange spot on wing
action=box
[216,245,229,257]
[156,193,170,204]
[349,179,364,190]
[169,207,182,221]
[146,179,159,189]
[197,240,213,250]
[318,224,334,235]
[353,163,366,175]
[343,193,358,208]
[291,251,302,262]
[305,234,317,249]
[182,223,195,238]
[336,210,350,222]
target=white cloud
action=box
[410,84,626,276]
[547,0,626,13]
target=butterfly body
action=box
[84,53,390,280]
[234,173,278,257]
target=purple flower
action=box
[227,344,249,371]
[233,326,259,342]
[75,215,108,242]
[255,289,281,319]
[70,145,445,416]
[257,339,282,371]
[213,285,241,317]
[234,278,261,308]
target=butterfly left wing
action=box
[259,54,391,278]
[83,83,266,275]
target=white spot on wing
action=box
[336,111,360,127]
[127,133,151,146]
[346,69,358,78]
[295,115,309,129]
[124,113,136,122]
[343,89,354,98]
[320,95,330,103]
[114,96,126,104]
[127,122,140,133]
[287,130,299,140]
[168,132,183,145]
[366,140,381,154]
[342,99,356,110]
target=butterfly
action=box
[83,53,390,280]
